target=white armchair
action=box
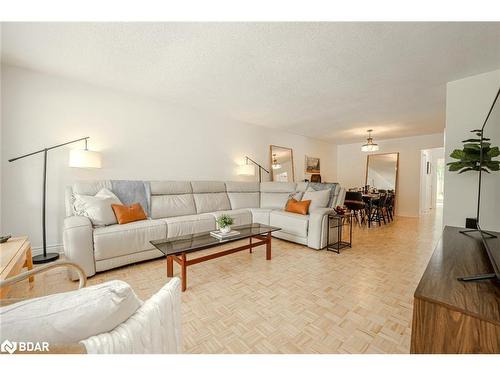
[0,262,182,354]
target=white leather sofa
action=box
[63,180,344,278]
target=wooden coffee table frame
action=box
[166,232,272,292]
[0,236,34,299]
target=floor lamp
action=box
[237,156,269,182]
[9,137,102,264]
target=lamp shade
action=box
[237,164,255,176]
[69,149,102,168]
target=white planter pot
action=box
[220,226,231,234]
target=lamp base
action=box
[33,252,60,264]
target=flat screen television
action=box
[458,86,500,282]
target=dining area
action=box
[344,153,399,228]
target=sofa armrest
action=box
[80,278,182,354]
[63,216,96,279]
[307,208,335,250]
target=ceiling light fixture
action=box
[272,153,281,169]
[361,129,379,152]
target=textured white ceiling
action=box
[2,22,499,143]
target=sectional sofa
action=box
[63,180,344,278]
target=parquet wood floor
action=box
[6,209,443,353]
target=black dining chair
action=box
[344,191,365,225]
[310,174,321,183]
[368,193,387,226]
[384,193,395,222]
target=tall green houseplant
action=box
[447,129,500,173]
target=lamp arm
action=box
[245,156,270,174]
[8,137,90,162]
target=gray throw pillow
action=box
[302,188,330,210]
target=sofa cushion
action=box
[260,192,292,209]
[0,280,142,344]
[302,188,330,210]
[269,210,309,238]
[163,213,216,238]
[227,192,260,209]
[93,219,167,261]
[190,181,231,213]
[250,208,272,225]
[226,180,260,209]
[209,209,252,227]
[193,193,231,214]
[191,181,226,193]
[225,181,260,192]
[151,194,196,219]
[260,182,298,209]
[150,181,192,195]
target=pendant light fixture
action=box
[272,153,281,169]
[361,129,379,152]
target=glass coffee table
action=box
[150,223,281,292]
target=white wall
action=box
[444,69,500,231]
[336,133,444,217]
[1,64,337,252]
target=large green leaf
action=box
[462,152,479,161]
[449,149,465,159]
[459,167,478,173]
[485,162,500,171]
[463,143,481,150]
[488,146,500,157]
[447,162,465,172]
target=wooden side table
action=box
[0,236,34,298]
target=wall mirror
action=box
[365,153,399,192]
[270,145,295,182]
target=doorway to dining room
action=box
[419,147,445,215]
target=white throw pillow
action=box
[302,188,330,210]
[73,188,122,226]
[0,280,142,345]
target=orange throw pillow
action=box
[285,198,311,215]
[111,203,147,224]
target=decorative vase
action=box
[220,226,231,234]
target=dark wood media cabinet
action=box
[410,226,500,353]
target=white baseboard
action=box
[31,243,64,257]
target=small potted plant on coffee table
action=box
[216,214,234,234]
